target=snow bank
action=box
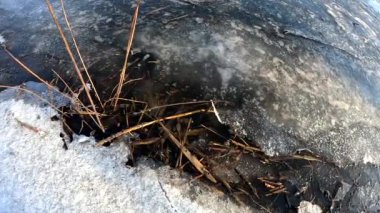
[0,83,251,212]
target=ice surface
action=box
[368,0,380,13]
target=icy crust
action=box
[0,83,251,212]
[134,1,380,167]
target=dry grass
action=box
[45,0,104,132]
[59,0,104,109]
[112,0,142,110]
[96,109,209,146]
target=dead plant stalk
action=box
[0,85,63,113]
[45,0,104,132]
[59,0,103,109]
[159,122,217,183]
[97,109,209,146]
[113,0,141,110]
[2,45,101,122]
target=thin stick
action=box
[265,187,287,196]
[2,46,71,101]
[178,119,192,168]
[234,168,259,199]
[45,0,105,132]
[51,69,105,128]
[51,69,86,106]
[97,109,208,146]
[2,46,99,117]
[132,137,161,146]
[104,97,147,105]
[210,100,223,123]
[236,188,271,213]
[15,118,43,133]
[113,0,141,110]
[165,14,189,24]
[201,124,262,152]
[59,0,103,108]
[159,122,217,183]
[134,101,211,115]
[140,6,169,20]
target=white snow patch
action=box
[0,83,250,212]
[0,35,5,44]
[363,152,375,164]
[298,201,322,213]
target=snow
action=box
[0,82,251,212]
[298,201,322,213]
[0,35,5,44]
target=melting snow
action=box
[298,201,322,213]
[0,82,250,212]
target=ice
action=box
[368,0,380,13]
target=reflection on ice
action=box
[368,0,380,13]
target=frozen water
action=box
[368,0,380,13]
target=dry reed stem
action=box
[265,187,287,196]
[113,0,141,110]
[2,46,97,116]
[97,109,208,146]
[132,137,161,146]
[159,122,217,183]
[141,6,169,20]
[53,69,106,128]
[51,69,98,117]
[234,168,259,198]
[210,100,223,123]
[237,188,271,213]
[51,69,75,91]
[166,14,189,23]
[291,154,322,162]
[104,97,147,105]
[229,140,261,152]
[15,118,43,133]
[258,178,283,187]
[45,0,105,132]
[201,124,262,153]
[2,46,74,101]
[59,0,103,109]
[134,101,211,115]
[176,119,191,168]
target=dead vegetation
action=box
[0,0,340,211]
